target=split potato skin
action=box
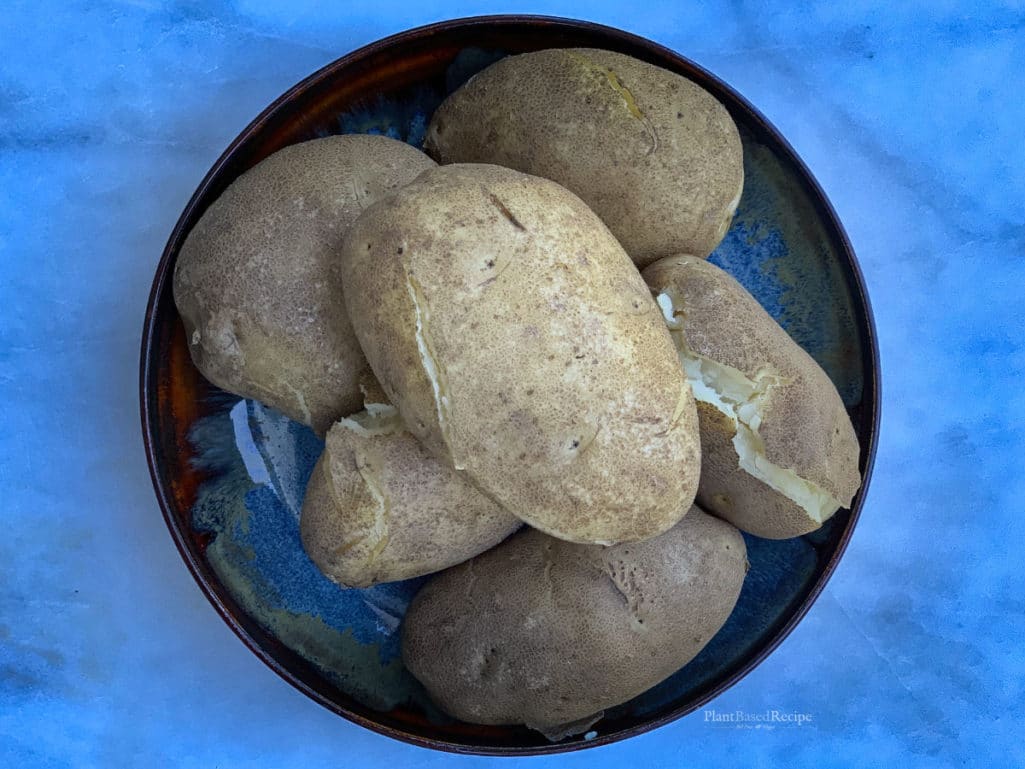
[340,163,700,545]
[424,48,744,266]
[173,135,436,434]
[300,403,521,588]
[643,255,861,539]
[401,506,747,735]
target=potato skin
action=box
[425,48,744,266]
[643,255,861,538]
[340,163,700,545]
[300,410,521,588]
[401,506,746,734]
[173,135,435,434]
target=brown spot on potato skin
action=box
[486,190,526,231]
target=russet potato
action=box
[425,48,744,266]
[173,134,435,434]
[300,386,521,588]
[401,506,747,737]
[340,163,700,545]
[643,255,861,538]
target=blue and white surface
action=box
[2,2,1022,767]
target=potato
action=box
[173,134,435,434]
[340,163,699,545]
[424,48,743,267]
[401,506,747,737]
[300,386,521,588]
[643,255,861,539]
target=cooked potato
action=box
[643,255,861,538]
[300,390,521,588]
[173,135,436,434]
[340,163,699,545]
[424,48,743,267]
[402,506,746,737]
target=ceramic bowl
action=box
[140,15,879,755]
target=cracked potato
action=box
[339,163,700,545]
[643,255,861,539]
[300,387,521,588]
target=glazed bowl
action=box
[140,15,879,755]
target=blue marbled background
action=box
[2,1,1022,767]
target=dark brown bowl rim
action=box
[140,14,880,756]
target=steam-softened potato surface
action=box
[173,135,435,433]
[425,48,744,266]
[401,506,747,736]
[300,393,521,588]
[340,163,700,545]
[643,255,861,538]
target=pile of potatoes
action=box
[174,48,861,738]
